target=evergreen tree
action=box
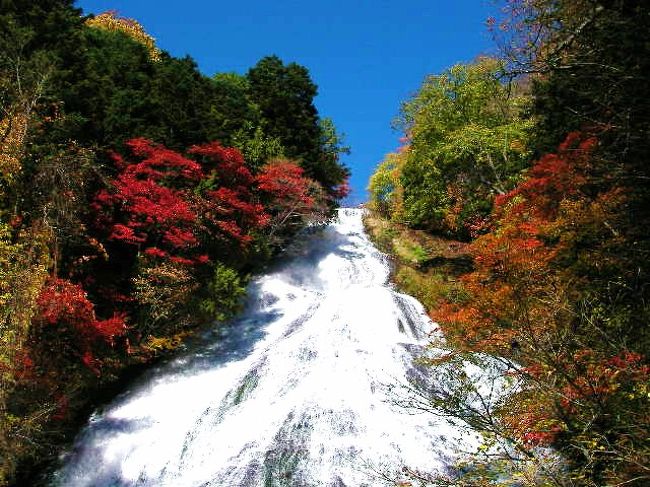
[247,55,348,194]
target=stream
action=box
[52,208,481,486]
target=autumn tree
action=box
[367,147,407,220]
[92,139,270,337]
[0,222,49,483]
[366,2,650,486]
[85,11,161,62]
[33,278,127,372]
[430,133,650,485]
[93,138,203,264]
[257,158,328,242]
[393,57,533,237]
[492,1,650,321]
[189,141,270,248]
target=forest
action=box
[0,1,349,483]
[2,0,649,485]
[368,1,650,485]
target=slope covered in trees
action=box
[0,2,348,483]
[368,1,650,485]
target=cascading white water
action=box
[52,208,481,487]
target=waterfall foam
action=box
[52,208,479,486]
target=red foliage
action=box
[125,137,202,181]
[94,313,129,345]
[256,160,315,207]
[555,349,650,414]
[256,159,326,232]
[109,224,146,244]
[169,256,196,266]
[144,247,167,258]
[94,139,281,257]
[188,142,252,188]
[36,278,127,371]
[190,141,270,245]
[163,227,197,248]
[52,394,70,421]
[331,180,350,200]
[493,132,595,218]
[11,351,35,381]
[94,139,202,263]
[434,134,600,351]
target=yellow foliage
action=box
[133,260,198,330]
[86,12,162,62]
[0,112,28,180]
[140,332,190,356]
[0,223,50,383]
[367,150,407,220]
[0,222,50,485]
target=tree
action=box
[247,55,320,159]
[147,55,220,149]
[208,73,261,147]
[390,57,533,236]
[0,3,352,483]
[431,133,650,485]
[85,11,161,62]
[34,277,126,371]
[189,141,270,248]
[93,138,203,264]
[51,13,221,152]
[231,125,285,171]
[247,56,349,198]
[0,21,52,181]
[55,24,155,149]
[257,158,327,241]
[0,222,49,438]
[0,0,83,188]
[368,149,406,219]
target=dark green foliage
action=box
[50,31,220,151]
[0,0,83,70]
[247,55,320,159]
[198,262,247,322]
[247,55,349,194]
[147,55,222,149]
[57,27,155,148]
[529,0,650,354]
[209,72,260,146]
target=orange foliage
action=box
[433,133,597,353]
[432,132,649,459]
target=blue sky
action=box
[75,0,497,204]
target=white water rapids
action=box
[52,208,485,486]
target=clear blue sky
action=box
[75,0,497,204]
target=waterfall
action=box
[52,208,482,487]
